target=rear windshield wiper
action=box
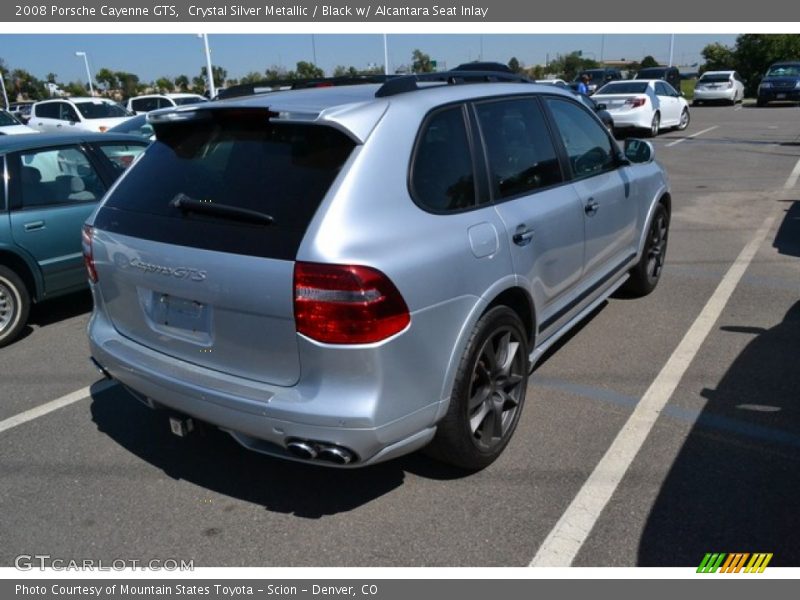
[171,193,275,226]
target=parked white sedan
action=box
[693,71,746,105]
[593,79,690,137]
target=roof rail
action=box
[216,75,396,100]
[375,71,533,98]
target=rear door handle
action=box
[585,200,600,216]
[24,220,45,231]
[513,225,534,246]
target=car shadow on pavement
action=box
[88,384,478,517]
[773,200,800,257]
[27,290,93,327]
[637,300,800,566]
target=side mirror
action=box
[624,138,655,164]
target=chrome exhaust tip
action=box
[318,445,355,465]
[286,440,318,460]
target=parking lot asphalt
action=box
[1,102,799,568]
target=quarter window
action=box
[411,106,476,212]
[474,97,562,199]
[17,146,106,208]
[546,98,617,180]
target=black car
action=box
[757,61,800,106]
[635,66,682,95]
[452,61,513,73]
[571,68,623,95]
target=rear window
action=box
[173,96,208,106]
[596,82,649,95]
[699,74,732,83]
[96,110,355,260]
[637,68,667,78]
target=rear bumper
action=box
[86,287,474,467]
[693,88,736,101]
[607,110,653,130]
[758,89,800,103]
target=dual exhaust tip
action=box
[286,439,356,465]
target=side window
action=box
[158,98,174,109]
[35,103,59,119]
[17,146,107,208]
[131,98,148,112]
[545,98,617,180]
[410,106,476,212]
[96,143,147,175]
[474,97,562,199]
[59,103,79,122]
[655,82,668,96]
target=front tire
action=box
[0,266,30,348]
[623,203,669,297]
[427,306,529,471]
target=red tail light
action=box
[625,97,646,108]
[294,262,410,344]
[82,225,98,283]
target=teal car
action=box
[0,132,148,346]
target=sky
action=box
[0,33,738,84]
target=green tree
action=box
[114,71,140,99]
[173,74,190,92]
[155,77,174,93]
[547,51,599,81]
[641,55,660,68]
[191,76,206,94]
[239,71,265,84]
[95,68,117,91]
[63,81,88,97]
[411,49,434,73]
[508,57,522,73]
[200,65,227,89]
[295,61,324,79]
[264,66,288,81]
[700,42,735,74]
[10,69,46,100]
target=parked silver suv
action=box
[86,74,671,470]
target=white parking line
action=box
[0,380,116,435]
[665,125,719,147]
[530,209,777,567]
[784,157,800,189]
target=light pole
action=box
[198,34,216,98]
[75,51,94,96]
[383,34,389,75]
[0,69,8,109]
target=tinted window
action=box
[173,96,208,106]
[35,103,60,119]
[475,97,562,199]
[17,146,106,207]
[546,98,616,179]
[97,111,355,260]
[699,74,732,83]
[411,106,476,212]
[596,82,649,95]
[655,82,669,96]
[637,68,667,79]
[59,103,80,122]
[75,101,129,119]
[131,98,159,112]
[0,110,20,126]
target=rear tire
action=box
[623,203,670,297]
[645,112,660,138]
[0,266,30,348]
[427,306,529,471]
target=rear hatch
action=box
[593,94,648,112]
[90,107,356,385]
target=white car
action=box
[593,79,690,137]
[693,71,746,105]
[29,98,133,134]
[126,93,208,114]
[0,109,38,135]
